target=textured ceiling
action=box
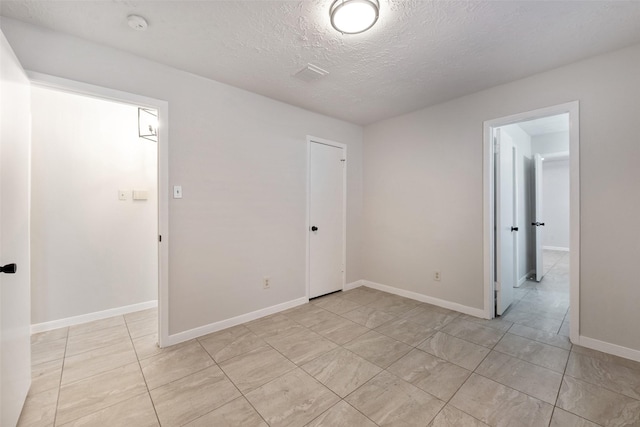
[2,1,640,125]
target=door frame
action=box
[306,136,347,299]
[26,72,171,347]
[483,101,580,344]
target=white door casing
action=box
[495,129,516,315]
[308,138,345,299]
[483,102,579,346]
[0,33,32,426]
[534,153,545,281]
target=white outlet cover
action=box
[118,190,128,200]
[173,185,182,199]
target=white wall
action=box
[0,19,363,336]
[541,159,570,249]
[532,131,570,154]
[362,43,640,352]
[500,124,534,283]
[30,86,158,324]
[532,131,570,250]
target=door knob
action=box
[531,222,545,226]
[511,227,519,232]
[311,226,318,232]
[0,263,17,274]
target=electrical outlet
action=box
[434,271,441,281]
[263,277,270,289]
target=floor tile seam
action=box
[437,402,490,427]
[510,299,570,315]
[54,391,152,427]
[230,362,299,397]
[425,328,498,353]
[64,334,134,359]
[196,332,266,363]
[368,323,435,348]
[212,340,281,368]
[133,349,163,427]
[470,370,559,407]
[58,353,143,389]
[31,331,70,347]
[31,356,65,373]
[207,365,270,427]
[67,319,128,340]
[561,370,640,402]
[304,398,380,427]
[438,327,506,350]
[339,310,397,331]
[59,353,140,388]
[51,325,71,427]
[383,360,467,404]
[552,339,575,421]
[550,405,605,427]
[569,348,640,374]
[489,346,568,375]
[396,313,459,332]
[504,327,572,351]
[504,306,567,323]
[146,360,220,394]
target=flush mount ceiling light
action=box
[330,0,379,34]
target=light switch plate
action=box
[133,190,148,200]
[173,185,183,199]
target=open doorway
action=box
[484,102,579,343]
[27,73,169,347]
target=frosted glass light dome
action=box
[330,0,380,34]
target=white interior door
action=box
[0,34,32,426]
[309,140,345,299]
[495,129,516,315]
[533,153,545,281]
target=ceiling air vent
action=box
[294,63,329,82]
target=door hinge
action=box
[493,137,500,153]
[159,235,162,242]
[495,281,501,291]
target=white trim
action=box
[26,72,171,347]
[484,102,580,344]
[578,335,640,364]
[517,269,535,287]
[31,300,157,334]
[306,136,347,299]
[344,280,364,291]
[543,246,570,252]
[162,297,308,347]
[362,280,486,318]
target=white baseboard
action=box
[344,280,364,291]
[162,297,308,347]
[361,280,486,318]
[517,269,535,287]
[31,300,158,334]
[577,335,640,363]
[543,246,570,252]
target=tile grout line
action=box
[193,339,272,427]
[124,314,162,427]
[51,327,70,427]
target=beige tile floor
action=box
[18,250,640,426]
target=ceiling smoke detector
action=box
[294,64,329,82]
[127,15,148,31]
